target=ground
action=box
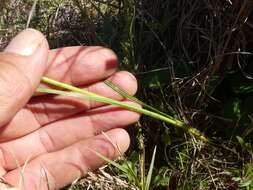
[1,0,253,189]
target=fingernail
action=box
[4,29,42,56]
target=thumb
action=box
[0,28,49,126]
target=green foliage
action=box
[236,136,253,153]
[2,0,253,189]
[233,164,253,190]
[119,1,136,71]
[153,167,170,187]
[138,69,171,89]
[145,146,156,190]
[216,69,253,138]
[89,146,157,190]
[38,77,204,138]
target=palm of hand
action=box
[0,46,139,189]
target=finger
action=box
[0,101,139,170]
[38,46,118,92]
[0,71,137,141]
[3,129,130,190]
[0,29,49,126]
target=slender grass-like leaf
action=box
[87,148,129,173]
[37,87,185,129]
[145,146,156,190]
[88,148,139,184]
[38,77,208,141]
[104,79,173,119]
[37,87,199,135]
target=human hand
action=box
[0,29,140,189]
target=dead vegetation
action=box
[1,0,253,189]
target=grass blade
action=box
[88,148,139,184]
[87,148,129,173]
[104,79,173,119]
[145,146,156,190]
[37,87,186,129]
[38,77,208,141]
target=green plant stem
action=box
[39,77,207,141]
[104,79,173,119]
[41,77,101,97]
[136,122,145,190]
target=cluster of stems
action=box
[37,77,208,141]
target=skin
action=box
[0,29,140,189]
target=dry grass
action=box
[1,0,253,189]
[67,166,138,190]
